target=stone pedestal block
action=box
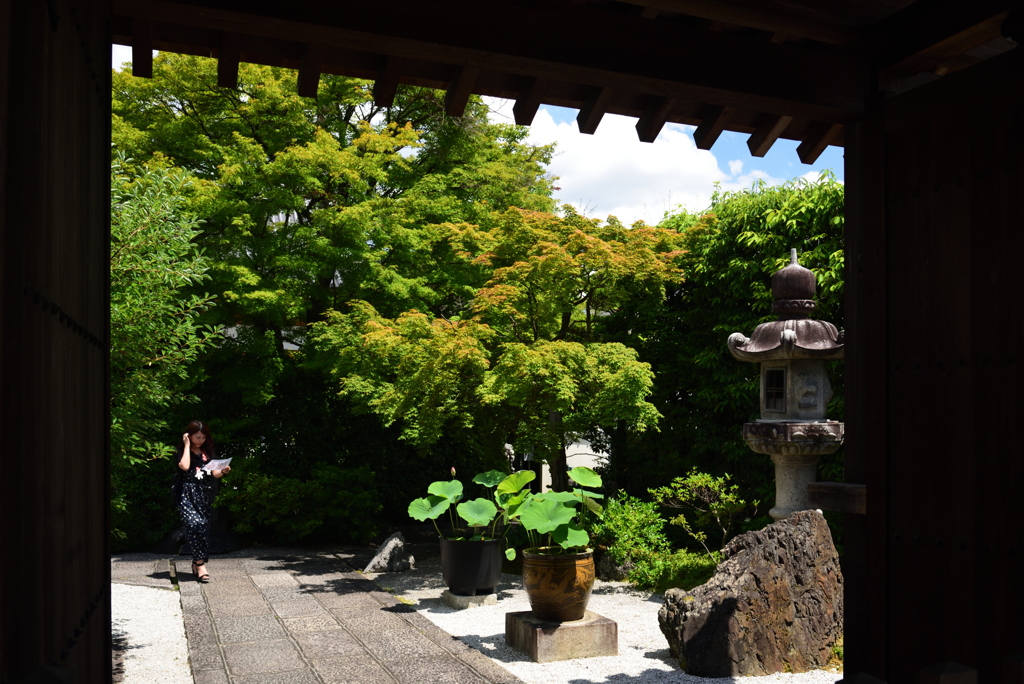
[441,590,496,610]
[505,610,617,663]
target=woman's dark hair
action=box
[185,420,217,457]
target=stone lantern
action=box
[727,250,844,521]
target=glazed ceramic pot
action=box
[522,547,595,621]
[439,536,503,596]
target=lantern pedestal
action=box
[742,421,844,521]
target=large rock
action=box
[364,531,415,573]
[596,552,634,582]
[658,509,842,677]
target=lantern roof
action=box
[728,249,844,362]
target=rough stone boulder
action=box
[658,509,842,677]
[364,531,415,573]
[596,551,634,582]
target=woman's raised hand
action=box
[183,432,190,446]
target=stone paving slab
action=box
[223,639,306,676]
[311,655,397,684]
[282,615,342,634]
[114,547,522,684]
[215,615,287,644]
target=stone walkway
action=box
[111,550,522,684]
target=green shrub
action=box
[588,491,670,564]
[216,464,381,544]
[585,490,724,592]
[631,548,720,593]
[111,456,181,553]
[649,468,758,558]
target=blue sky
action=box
[113,45,844,226]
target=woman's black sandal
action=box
[192,561,211,583]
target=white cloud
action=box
[112,44,132,70]
[485,98,788,226]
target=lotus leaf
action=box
[457,498,498,528]
[534,490,578,503]
[552,522,590,550]
[519,498,575,534]
[568,466,602,489]
[428,479,464,503]
[582,495,603,516]
[497,470,536,495]
[408,495,450,521]
[472,470,506,488]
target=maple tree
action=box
[311,207,683,491]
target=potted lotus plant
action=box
[506,466,604,622]
[408,468,536,596]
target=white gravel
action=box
[370,555,843,684]
[111,583,191,684]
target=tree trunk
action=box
[548,409,569,491]
[608,419,628,494]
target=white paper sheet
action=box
[201,458,232,472]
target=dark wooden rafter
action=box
[866,0,1014,71]
[746,113,792,157]
[110,0,866,120]
[885,11,1009,77]
[297,42,324,98]
[615,0,860,45]
[577,86,612,134]
[692,105,733,150]
[635,96,675,143]
[118,0,1024,164]
[796,121,842,164]
[217,31,240,88]
[373,55,405,108]
[130,16,153,77]
[512,76,549,126]
[444,65,478,117]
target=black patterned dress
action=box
[177,449,213,565]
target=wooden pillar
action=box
[0,0,111,681]
[842,91,889,680]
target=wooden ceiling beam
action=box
[445,66,478,117]
[217,31,241,89]
[297,43,324,98]
[130,16,153,77]
[615,0,859,45]
[693,105,733,150]
[867,0,1014,71]
[513,77,549,126]
[796,122,842,164]
[373,56,405,108]
[635,97,675,143]
[885,12,1008,76]
[577,87,611,135]
[747,114,792,157]
[111,0,866,121]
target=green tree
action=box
[110,53,559,541]
[311,207,681,491]
[109,153,218,547]
[110,153,218,465]
[601,175,845,513]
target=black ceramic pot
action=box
[439,536,503,596]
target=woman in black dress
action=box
[177,420,231,582]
